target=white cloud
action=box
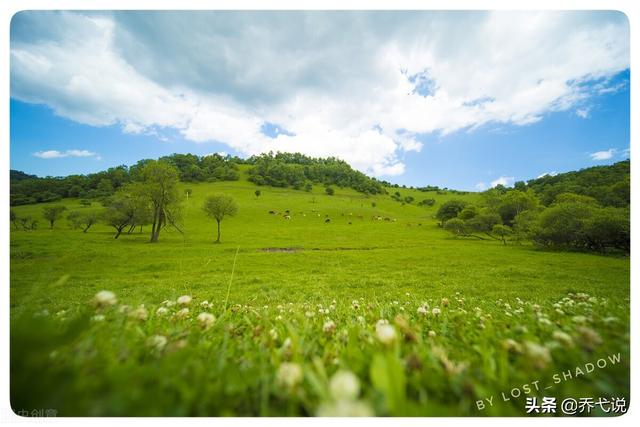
[590,148,615,161]
[11,11,629,176]
[537,171,558,178]
[490,176,515,188]
[475,182,487,191]
[33,149,99,159]
[575,108,590,119]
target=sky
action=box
[9,10,630,190]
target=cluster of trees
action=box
[10,153,242,206]
[11,160,241,244]
[246,152,385,194]
[439,161,630,253]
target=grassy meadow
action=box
[9,174,630,416]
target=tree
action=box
[458,205,479,220]
[435,200,467,226]
[325,187,335,196]
[255,190,261,198]
[104,191,136,239]
[583,207,629,252]
[203,194,238,243]
[304,183,313,192]
[444,218,467,237]
[497,190,538,225]
[532,202,594,248]
[138,161,183,243]
[67,211,99,233]
[18,216,38,231]
[492,224,512,245]
[42,205,67,229]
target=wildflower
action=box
[428,330,436,338]
[375,319,389,328]
[197,312,216,330]
[531,304,541,312]
[174,308,190,319]
[91,314,105,322]
[93,290,117,308]
[502,339,522,354]
[177,295,192,306]
[129,305,148,321]
[351,300,360,310]
[356,316,365,324]
[305,311,314,318]
[552,330,574,347]
[156,306,169,316]
[282,337,292,350]
[417,306,428,316]
[375,324,397,346]
[432,307,441,317]
[323,320,337,335]
[524,341,552,369]
[147,335,167,352]
[329,370,360,400]
[269,328,279,341]
[276,362,303,389]
[163,300,176,307]
[200,300,212,309]
[538,317,553,326]
[317,400,374,417]
[576,326,602,351]
[441,298,449,307]
[572,315,587,324]
[603,316,619,324]
[275,315,283,321]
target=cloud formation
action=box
[590,148,615,161]
[33,149,99,159]
[11,11,629,176]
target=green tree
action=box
[492,224,512,245]
[458,205,478,220]
[67,211,99,233]
[532,202,594,248]
[443,218,467,237]
[583,207,629,252]
[435,200,467,226]
[497,190,538,225]
[203,195,238,243]
[42,205,67,229]
[139,161,183,243]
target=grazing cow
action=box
[325,218,331,223]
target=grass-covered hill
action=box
[9,156,629,416]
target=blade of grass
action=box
[223,246,240,311]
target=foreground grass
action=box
[9,180,629,416]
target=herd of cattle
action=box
[267,209,402,224]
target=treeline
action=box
[439,161,630,253]
[11,152,392,206]
[10,153,242,206]
[246,152,385,194]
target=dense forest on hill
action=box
[10,152,385,205]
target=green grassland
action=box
[9,174,630,416]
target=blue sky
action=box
[10,11,630,190]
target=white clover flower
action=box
[305,311,315,318]
[524,341,552,369]
[93,290,117,308]
[197,312,216,330]
[317,400,374,417]
[177,295,192,306]
[129,305,148,321]
[329,370,360,400]
[275,315,283,321]
[441,298,449,307]
[282,337,292,350]
[323,320,337,335]
[156,306,169,316]
[147,335,168,352]
[576,326,602,350]
[417,306,428,316]
[375,324,397,346]
[432,307,441,317]
[164,300,176,308]
[276,362,303,389]
[538,317,552,326]
[175,308,190,319]
[200,300,212,309]
[502,339,522,353]
[356,316,365,324]
[118,305,131,314]
[269,328,279,340]
[405,292,411,297]
[91,314,105,322]
[552,330,574,347]
[555,309,565,316]
[428,330,436,338]
[572,315,587,324]
[375,319,389,328]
